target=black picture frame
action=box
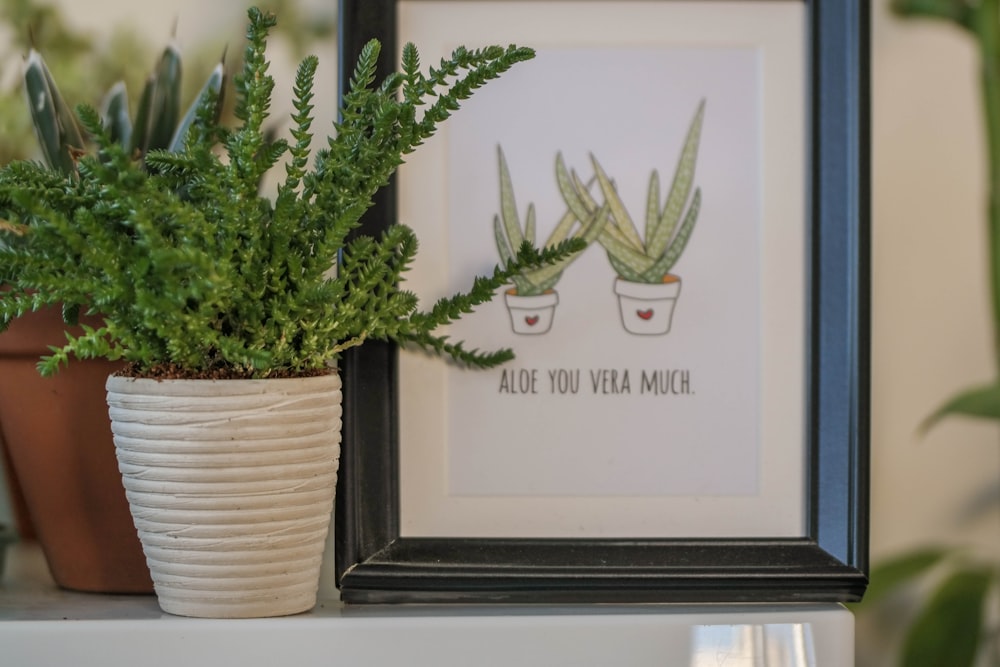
[335,0,870,604]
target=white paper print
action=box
[434,47,763,497]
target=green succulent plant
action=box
[24,41,225,174]
[0,7,577,379]
[493,146,606,297]
[0,0,335,167]
[559,99,705,284]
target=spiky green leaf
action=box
[598,219,656,277]
[22,49,85,174]
[555,152,595,223]
[493,214,516,267]
[644,169,661,247]
[607,251,646,283]
[100,81,132,149]
[497,145,524,250]
[641,187,700,280]
[590,153,645,252]
[524,203,536,246]
[648,99,705,260]
[169,61,225,152]
[146,42,183,152]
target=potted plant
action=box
[493,146,606,334]
[0,7,569,618]
[559,99,705,335]
[0,37,225,594]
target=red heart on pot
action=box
[525,315,540,326]
[637,309,654,320]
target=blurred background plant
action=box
[853,1,1000,665]
[0,0,335,165]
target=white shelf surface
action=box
[1,543,854,666]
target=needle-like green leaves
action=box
[1,7,547,377]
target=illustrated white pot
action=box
[105,372,342,619]
[504,289,559,335]
[614,276,682,335]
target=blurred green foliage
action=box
[0,0,335,165]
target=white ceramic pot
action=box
[105,373,342,618]
[614,276,682,335]
[504,289,559,335]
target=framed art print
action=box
[335,0,869,604]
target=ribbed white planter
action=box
[105,373,342,619]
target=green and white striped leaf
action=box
[607,251,646,283]
[522,252,568,288]
[524,202,536,246]
[169,61,225,152]
[133,42,182,156]
[572,171,600,210]
[100,81,132,149]
[497,145,524,250]
[523,201,609,287]
[544,208,581,246]
[497,149,605,292]
[493,214,516,267]
[644,169,661,248]
[511,274,535,296]
[550,163,600,245]
[642,187,700,281]
[563,166,612,256]
[556,152,596,222]
[521,271,562,296]
[648,99,705,260]
[579,200,609,244]
[599,221,655,277]
[130,74,156,156]
[23,49,85,174]
[148,42,182,151]
[590,154,645,252]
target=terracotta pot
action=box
[0,305,152,593]
[107,373,342,617]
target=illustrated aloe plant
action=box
[559,99,705,285]
[493,146,606,297]
[24,41,225,175]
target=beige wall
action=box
[55,0,246,45]
[872,0,1000,560]
[863,2,1000,662]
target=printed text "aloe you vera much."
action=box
[497,368,693,396]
